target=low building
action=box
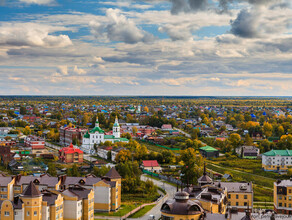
[236,146,259,159]
[199,146,219,158]
[141,160,162,173]
[24,135,47,155]
[59,143,84,163]
[262,149,292,172]
[274,179,292,215]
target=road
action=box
[174,127,191,138]
[132,175,177,220]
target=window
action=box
[4,211,9,216]
[228,194,231,199]
[27,211,30,216]
[1,194,7,198]
[236,195,239,199]
[1,187,7,192]
[279,196,282,200]
[14,186,21,191]
[289,197,292,201]
[244,202,247,206]
[290,190,292,194]
[14,211,18,216]
[236,202,239,206]
[279,203,282,207]
[289,204,291,208]
[244,195,247,199]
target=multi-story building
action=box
[59,126,87,147]
[185,166,253,213]
[0,175,15,201]
[14,174,61,196]
[262,149,292,172]
[59,143,84,163]
[274,179,292,214]
[218,182,253,212]
[0,167,121,214]
[59,168,121,212]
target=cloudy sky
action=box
[0,0,291,96]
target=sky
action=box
[0,0,291,96]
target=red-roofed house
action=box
[59,143,84,163]
[161,124,172,131]
[141,160,162,173]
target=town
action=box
[0,96,291,219]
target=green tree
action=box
[180,148,204,185]
[23,126,31,135]
[47,163,57,177]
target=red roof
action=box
[142,160,160,167]
[59,143,83,154]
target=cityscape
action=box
[0,0,292,220]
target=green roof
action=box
[104,135,115,139]
[104,135,128,142]
[89,126,104,134]
[263,149,292,156]
[84,132,90,138]
[199,146,218,152]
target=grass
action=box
[94,203,140,217]
[122,192,160,203]
[206,158,277,203]
[128,204,156,218]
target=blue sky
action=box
[0,0,292,95]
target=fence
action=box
[143,169,182,185]
[140,139,181,151]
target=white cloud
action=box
[90,8,155,44]
[0,23,72,48]
[57,65,68,75]
[19,0,55,5]
[73,65,86,75]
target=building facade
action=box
[59,144,83,163]
[59,126,87,147]
[274,179,292,214]
[262,149,292,172]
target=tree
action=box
[107,150,112,161]
[115,150,132,163]
[228,133,242,153]
[180,148,204,185]
[23,126,31,135]
[47,163,57,177]
[71,164,79,177]
[263,122,273,138]
[161,150,175,164]
[244,134,253,146]
[132,126,138,136]
[20,106,27,115]
[93,166,111,177]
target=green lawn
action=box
[94,203,140,217]
[128,204,156,218]
[122,192,160,203]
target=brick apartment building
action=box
[59,126,87,146]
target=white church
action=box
[80,116,129,154]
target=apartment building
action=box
[262,149,292,172]
[274,179,292,214]
[218,182,253,212]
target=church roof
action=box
[22,181,41,197]
[89,126,104,134]
[104,167,121,179]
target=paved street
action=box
[133,175,177,220]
